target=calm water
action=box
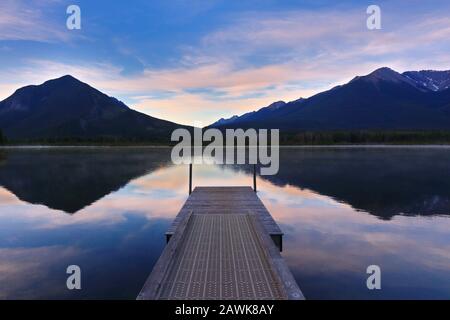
[0,146,449,299]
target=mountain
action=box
[0,75,187,142]
[211,100,290,127]
[211,67,450,131]
[403,70,450,91]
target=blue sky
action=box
[0,0,449,126]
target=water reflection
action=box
[0,147,172,213]
[0,147,449,299]
[237,147,450,219]
[2,147,450,219]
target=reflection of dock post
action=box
[253,164,257,192]
[189,163,192,195]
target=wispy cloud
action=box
[0,0,70,42]
[131,7,450,124]
[1,2,450,125]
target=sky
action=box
[0,0,449,126]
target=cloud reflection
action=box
[0,149,449,299]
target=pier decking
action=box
[137,187,304,300]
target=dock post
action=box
[189,163,192,195]
[253,164,257,192]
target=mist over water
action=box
[0,146,449,299]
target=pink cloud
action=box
[1,7,449,125]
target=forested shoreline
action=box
[2,130,450,146]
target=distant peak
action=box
[269,100,286,105]
[290,97,305,104]
[53,74,80,82]
[42,75,84,86]
[266,101,286,110]
[368,67,400,78]
[373,66,396,73]
[350,67,416,86]
[34,75,95,93]
[60,74,77,79]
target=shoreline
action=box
[1,144,450,149]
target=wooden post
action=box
[253,164,257,192]
[189,163,192,195]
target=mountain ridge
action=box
[210,67,450,131]
[1,67,450,144]
[0,75,189,142]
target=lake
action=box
[0,146,449,299]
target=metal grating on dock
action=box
[159,214,285,299]
[138,187,304,300]
[166,187,283,250]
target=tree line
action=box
[0,135,171,146]
[279,130,450,145]
[2,130,450,145]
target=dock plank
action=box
[167,186,283,238]
[138,187,304,300]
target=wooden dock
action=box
[137,187,304,300]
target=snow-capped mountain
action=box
[403,70,450,91]
[210,67,450,131]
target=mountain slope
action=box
[0,75,187,141]
[211,100,291,127]
[211,67,450,131]
[403,70,450,91]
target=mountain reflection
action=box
[1,146,449,299]
[0,147,449,219]
[0,147,173,213]
[243,147,450,219]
